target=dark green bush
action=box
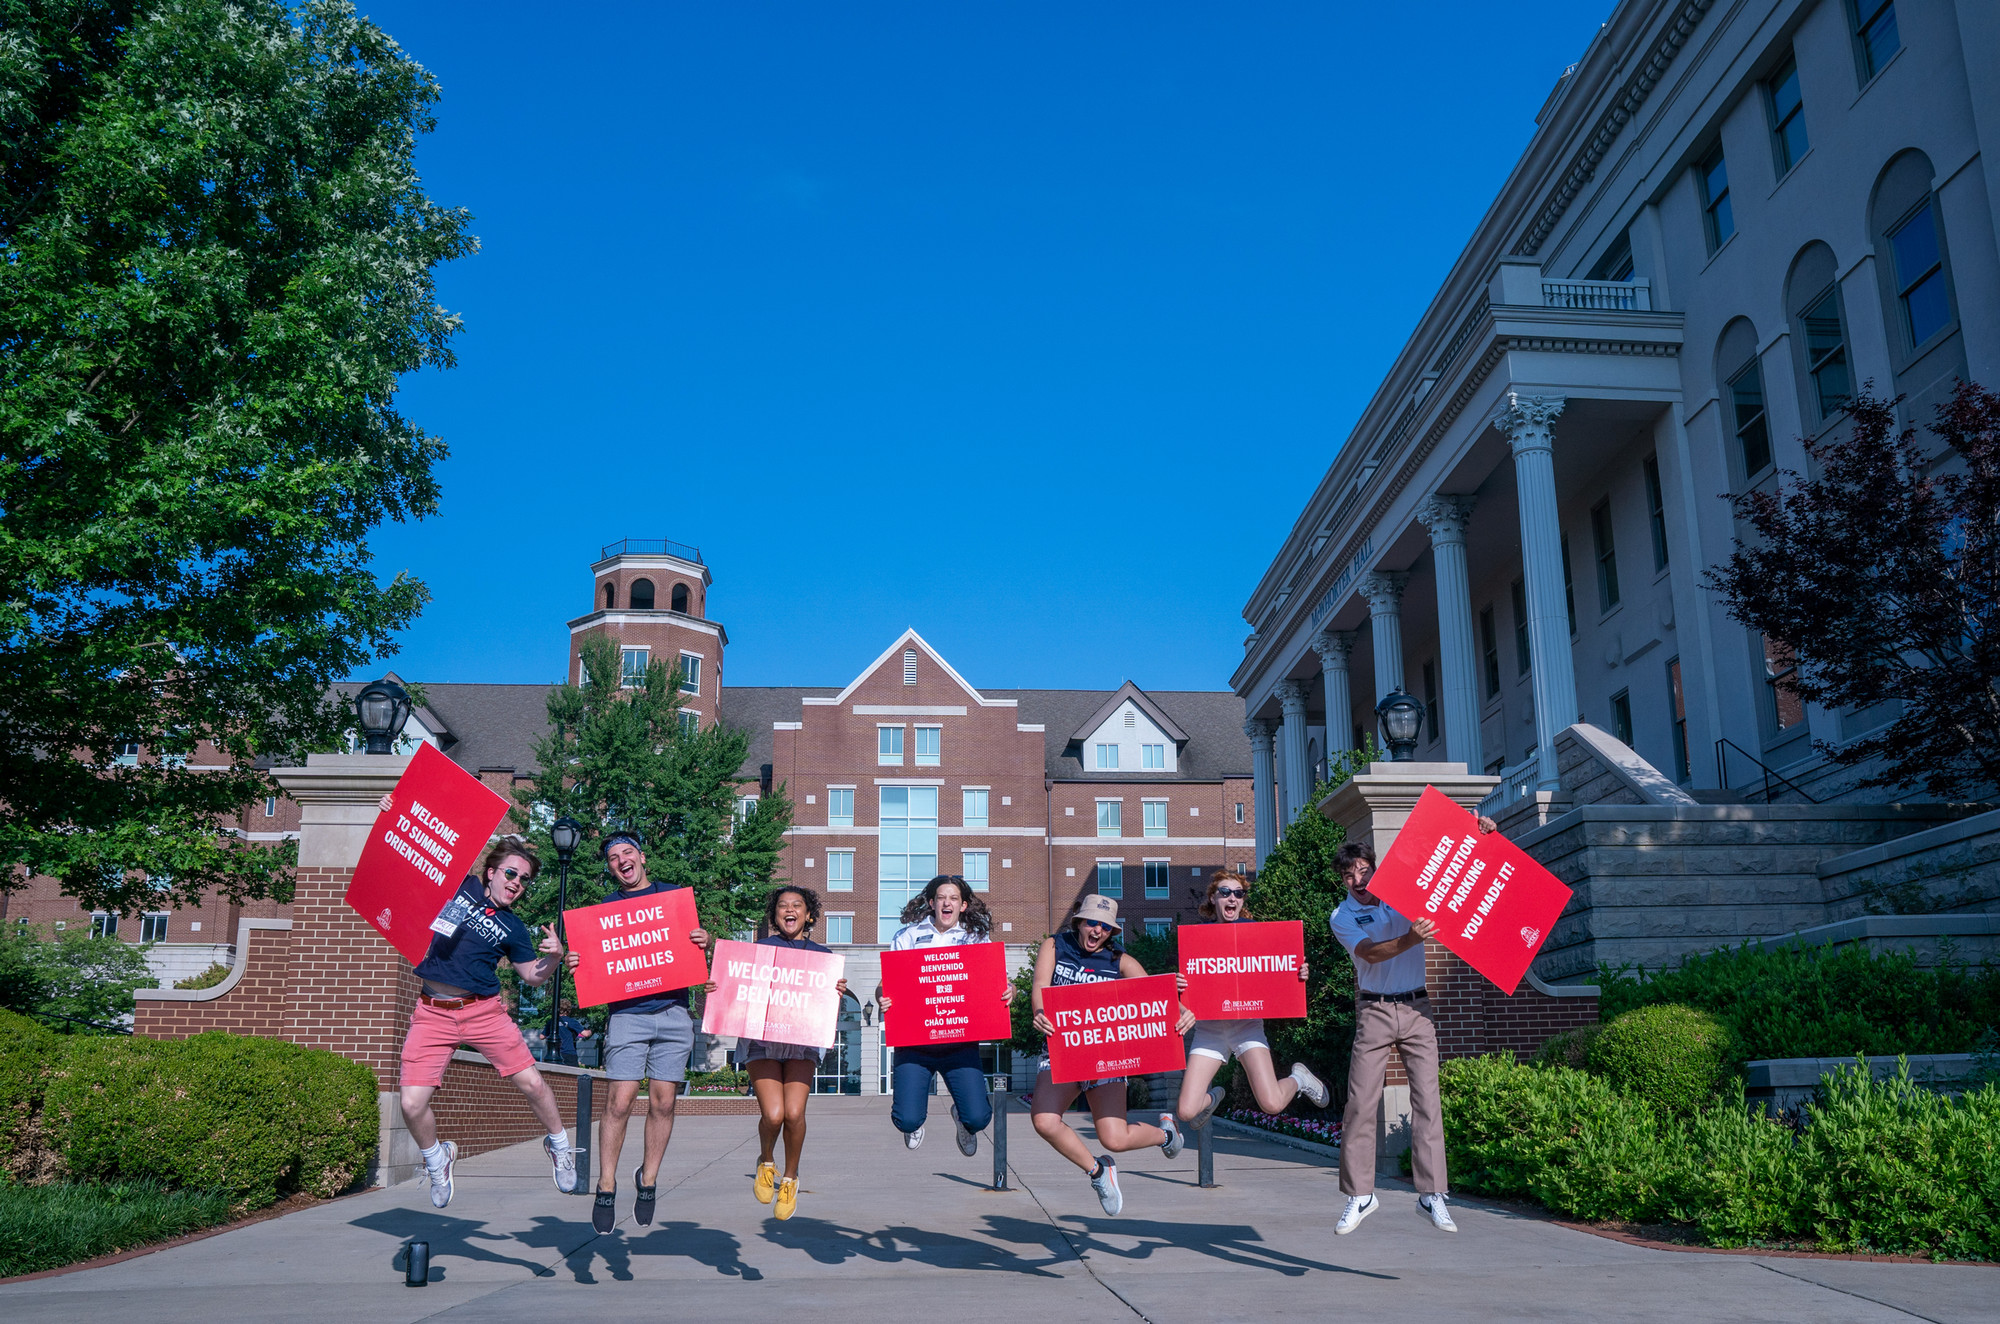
[1600,941,2000,1060]
[0,1180,235,1277]
[0,1008,59,1181]
[1588,1005,1737,1116]
[45,1033,376,1209]
[173,962,233,991]
[1533,1022,1602,1071]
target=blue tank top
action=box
[1051,928,1122,986]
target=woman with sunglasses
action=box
[875,874,1011,1157]
[1028,894,1197,1216]
[723,885,848,1221]
[1172,870,1329,1135]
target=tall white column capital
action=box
[1243,717,1275,750]
[1311,629,1356,668]
[1416,494,1477,545]
[1491,393,1567,455]
[1275,679,1310,712]
[1356,571,1407,612]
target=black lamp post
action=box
[546,817,584,1063]
[354,678,412,755]
[1376,689,1425,762]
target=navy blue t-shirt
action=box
[414,878,538,996]
[1051,928,1123,985]
[607,880,695,1016]
[757,931,830,955]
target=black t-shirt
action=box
[1051,928,1123,986]
[413,878,538,996]
[607,880,695,1016]
[757,931,831,955]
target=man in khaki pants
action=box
[1327,821,1494,1237]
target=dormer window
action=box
[630,579,655,610]
[671,583,690,613]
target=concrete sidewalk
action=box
[0,1096,1989,1322]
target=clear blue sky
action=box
[359,1,1610,693]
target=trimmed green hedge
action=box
[1440,1053,2000,1259]
[0,1009,59,1180]
[1587,1005,1737,1116]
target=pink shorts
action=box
[400,996,535,1087]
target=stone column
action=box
[1493,393,1578,793]
[1244,718,1276,868]
[1277,680,1311,829]
[1312,630,1357,765]
[1358,572,1408,704]
[1417,495,1484,771]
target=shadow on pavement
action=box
[762,1216,1065,1278]
[351,1209,559,1282]
[563,1219,765,1284]
[1039,1214,1397,1279]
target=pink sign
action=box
[700,939,847,1049]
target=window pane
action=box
[1143,802,1166,837]
[1858,2,1899,78]
[1710,193,1734,245]
[1801,289,1851,417]
[878,726,903,763]
[827,914,853,944]
[1097,802,1120,836]
[620,648,647,688]
[1730,363,1772,476]
[1098,862,1123,898]
[1764,635,1807,732]
[1644,456,1670,570]
[1703,154,1728,202]
[680,655,700,693]
[827,852,853,892]
[915,727,940,766]
[1145,861,1169,899]
[1142,744,1164,769]
[1903,272,1949,348]
[1591,502,1620,610]
[1095,743,1118,770]
[963,852,989,891]
[1144,918,1172,937]
[1770,61,1801,123]
[830,787,854,826]
[963,788,987,827]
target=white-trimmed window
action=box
[112,740,140,767]
[828,787,854,827]
[1141,744,1165,770]
[877,786,938,941]
[826,850,854,893]
[1142,801,1168,838]
[679,652,702,695]
[263,796,277,818]
[878,725,904,766]
[1143,917,1173,938]
[1144,861,1170,899]
[1094,743,1118,770]
[826,913,854,945]
[915,726,941,767]
[1235,801,1245,824]
[733,795,758,822]
[678,710,699,737]
[620,647,649,689]
[962,849,989,892]
[1097,860,1124,899]
[90,912,118,939]
[1096,800,1121,837]
[962,788,988,827]
[140,912,170,943]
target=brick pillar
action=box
[272,752,419,1187]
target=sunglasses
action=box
[1213,886,1246,899]
[499,867,533,883]
[1081,919,1115,933]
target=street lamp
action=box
[354,678,411,755]
[1376,689,1425,762]
[547,817,585,1065]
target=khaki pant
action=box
[1339,997,1446,1197]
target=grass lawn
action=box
[0,1181,235,1278]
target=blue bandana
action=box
[600,830,644,859]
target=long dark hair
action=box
[760,884,822,939]
[898,874,993,940]
[1197,868,1251,922]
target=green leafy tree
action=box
[0,0,471,915]
[0,925,157,1031]
[509,635,794,1015]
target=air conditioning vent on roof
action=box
[903,650,917,685]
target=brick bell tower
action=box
[566,538,726,730]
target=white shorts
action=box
[1189,1018,1269,1063]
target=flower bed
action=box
[1222,1109,1340,1147]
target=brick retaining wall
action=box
[132,918,294,1040]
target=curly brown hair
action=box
[760,884,823,938]
[897,874,993,939]
[1196,868,1252,922]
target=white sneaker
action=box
[1088,1158,1122,1216]
[1419,1193,1458,1233]
[905,1123,925,1151]
[1158,1112,1184,1159]
[426,1140,457,1209]
[1290,1062,1330,1109]
[1334,1193,1379,1235]
[951,1104,977,1157]
[1187,1085,1225,1131]
[545,1136,578,1194]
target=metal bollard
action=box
[1197,1113,1217,1189]
[575,1073,593,1195]
[987,1072,1010,1191]
[404,1239,430,1286]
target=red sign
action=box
[1364,786,1575,995]
[1041,973,1185,1084]
[1177,921,1307,1020]
[880,944,1012,1048]
[565,888,708,1008]
[345,743,513,964]
[700,939,847,1049]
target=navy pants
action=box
[890,1044,992,1134]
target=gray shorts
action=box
[604,1004,695,1082]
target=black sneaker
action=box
[591,1189,616,1234]
[633,1166,657,1227]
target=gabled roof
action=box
[812,628,1015,708]
[1062,681,1190,751]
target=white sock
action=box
[548,1128,570,1150]
[422,1141,447,1169]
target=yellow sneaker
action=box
[754,1161,777,1204]
[774,1177,798,1220]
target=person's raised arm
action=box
[1354,917,1434,964]
[1029,938,1057,1036]
[515,925,564,986]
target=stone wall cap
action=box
[1816,805,2000,879]
[1743,1054,1974,1089]
[1753,915,2000,950]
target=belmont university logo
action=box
[376,908,393,930]
[1519,926,1540,947]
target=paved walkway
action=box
[0,1097,1989,1322]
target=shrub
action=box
[0,929,157,1032]
[1533,1023,1602,1071]
[0,1008,60,1182]
[44,1033,376,1210]
[0,1181,235,1278]
[1589,1005,1737,1116]
[174,963,233,991]
[1599,941,2000,1061]
[686,1068,749,1094]
[1438,1054,1663,1215]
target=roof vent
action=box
[903,650,918,685]
[1124,709,1136,728]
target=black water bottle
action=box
[405,1239,430,1287]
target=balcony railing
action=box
[1478,753,1540,817]
[600,537,704,564]
[1540,278,1652,311]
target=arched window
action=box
[603,582,616,609]
[629,579,655,610]
[1785,243,1851,425]
[670,583,690,614]
[1715,318,1771,483]
[1870,150,1960,375]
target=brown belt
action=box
[420,992,494,1010]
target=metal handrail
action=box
[599,537,704,564]
[1715,737,1820,804]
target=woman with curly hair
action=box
[873,874,1012,1157]
[724,884,849,1220]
